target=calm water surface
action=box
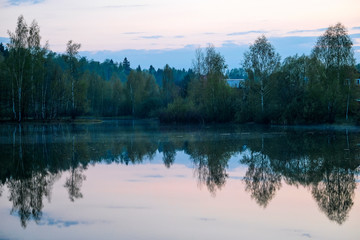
[0,121,359,240]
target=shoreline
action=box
[0,117,359,132]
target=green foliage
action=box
[126,70,161,117]
[74,74,89,115]
[159,98,200,123]
[202,75,235,122]
[311,23,357,122]
[188,45,235,122]
[0,49,11,118]
[123,57,131,75]
[1,16,359,124]
[160,45,235,123]
[242,35,281,121]
[237,27,358,124]
[235,78,262,123]
[111,73,126,116]
[161,64,177,106]
[243,35,281,82]
[267,55,309,124]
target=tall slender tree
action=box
[161,64,175,106]
[243,35,280,116]
[65,40,81,118]
[312,23,356,121]
[7,15,29,122]
[123,57,131,75]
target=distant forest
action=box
[0,15,360,124]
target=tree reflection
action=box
[7,172,59,228]
[311,168,356,224]
[187,139,232,196]
[64,135,86,202]
[64,167,86,201]
[241,150,282,208]
[194,154,228,196]
[162,141,176,168]
[0,123,359,228]
[3,125,61,228]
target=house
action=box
[225,79,245,88]
[354,79,360,102]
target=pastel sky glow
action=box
[1,161,359,240]
[0,0,359,68]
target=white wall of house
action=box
[226,79,245,88]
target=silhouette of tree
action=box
[161,64,176,106]
[64,135,86,202]
[7,172,59,228]
[241,135,282,208]
[64,40,81,119]
[243,35,281,116]
[188,139,231,196]
[1,122,360,228]
[162,141,176,168]
[312,23,356,122]
[7,15,43,122]
[123,57,131,75]
[311,168,356,224]
[64,166,86,202]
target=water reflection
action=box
[64,136,87,202]
[7,171,59,228]
[186,138,232,195]
[311,168,356,224]
[0,122,359,228]
[242,150,282,208]
[161,140,176,168]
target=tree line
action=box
[0,15,359,123]
[161,24,360,124]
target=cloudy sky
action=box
[0,0,359,68]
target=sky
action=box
[0,0,359,69]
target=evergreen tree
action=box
[123,57,131,75]
[161,64,176,106]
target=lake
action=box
[0,120,359,240]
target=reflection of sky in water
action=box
[0,160,359,240]
[0,122,360,240]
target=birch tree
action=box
[192,47,205,78]
[312,23,356,121]
[7,15,47,121]
[65,40,81,118]
[28,20,41,117]
[243,35,280,115]
[189,45,231,122]
[7,15,29,122]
